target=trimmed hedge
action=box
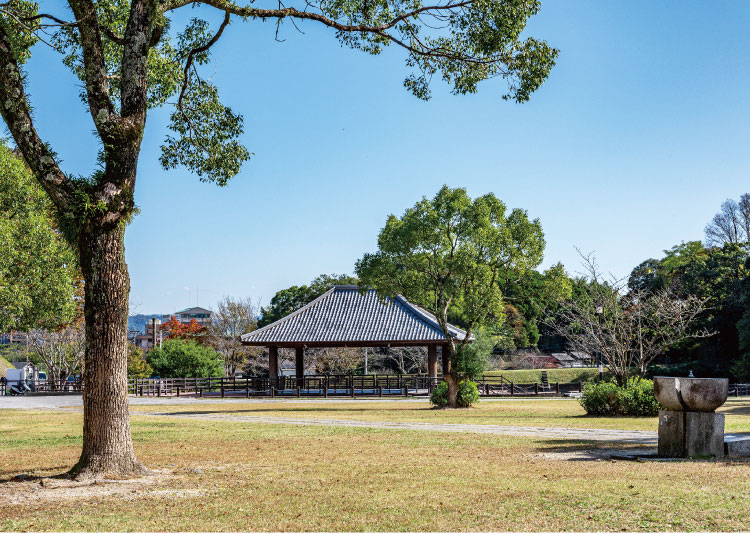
[580,378,659,416]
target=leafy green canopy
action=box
[146,338,224,378]
[0,144,79,331]
[2,0,556,195]
[356,185,545,351]
[628,241,750,371]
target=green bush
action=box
[146,338,224,378]
[580,378,659,416]
[430,379,479,408]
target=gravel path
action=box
[150,411,658,443]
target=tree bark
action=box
[70,224,147,480]
[442,342,459,408]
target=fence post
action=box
[556,382,560,394]
[578,381,583,393]
[484,383,489,396]
[221,385,225,398]
[324,377,328,398]
[297,386,301,398]
[271,387,275,398]
[510,382,514,396]
[534,383,539,395]
[350,383,355,398]
[176,386,180,397]
[403,386,408,397]
[378,386,383,397]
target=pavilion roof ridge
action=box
[241,285,468,347]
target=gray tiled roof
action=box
[241,286,467,345]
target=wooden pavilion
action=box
[241,285,469,386]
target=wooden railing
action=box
[127,374,586,398]
[128,374,437,398]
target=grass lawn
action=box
[1,401,750,531]
[130,397,750,433]
[483,368,604,384]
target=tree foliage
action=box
[160,316,208,343]
[146,338,223,378]
[127,344,153,379]
[628,241,749,373]
[0,144,79,332]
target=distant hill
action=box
[128,314,161,334]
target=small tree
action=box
[548,253,711,385]
[161,316,208,343]
[705,194,750,246]
[208,296,260,375]
[146,338,223,378]
[356,186,545,407]
[29,327,85,389]
[127,345,152,379]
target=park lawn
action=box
[129,397,750,433]
[1,409,749,532]
[483,368,604,384]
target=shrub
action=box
[146,338,224,378]
[618,378,660,416]
[430,379,479,408]
[580,378,658,416]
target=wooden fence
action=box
[127,374,587,398]
[3,377,748,399]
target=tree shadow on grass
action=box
[530,439,657,462]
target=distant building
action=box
[132,307,213,351]
[172,307,212,327]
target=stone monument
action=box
[653,376,728,458]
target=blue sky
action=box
[20,1,750,314]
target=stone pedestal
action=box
[658,410,725,458]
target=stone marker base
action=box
[658,410,725,458]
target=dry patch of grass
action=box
[1,408,750,531]
[129,397,750,433]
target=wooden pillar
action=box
[427,344,438,380]
[268,346,279,387]
[295,346,304,387]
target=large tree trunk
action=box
[71,224,147,480]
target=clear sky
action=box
[19,1,750,314]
